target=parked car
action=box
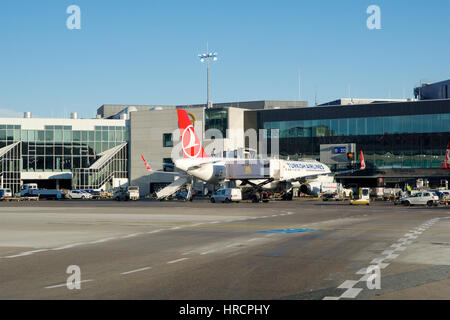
[113,188,128,201]
[0,188,12,200]
[434,190,450,200]
[401,191,439,207]
[83,189,101,199]
[69,190,92,199]
[174,190,188,200]
[210,188,242,203]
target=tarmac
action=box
[0,198,449,299]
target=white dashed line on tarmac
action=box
[52,243,86,251]
[1,212,289,260]
[323,217,441,300]
[89,237,116,244]
[121,233,141,239]
[121,267,152,275]
[167,258,189,264]
[45,279,94,289]
[147,229,163,234]
[201,250,216,255]
[5,249,49,258]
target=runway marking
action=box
[121,233,142,239]
[5,249,49,258]
[189,223,204,227]
[167,258,188,264]
[147,229,164,234]
[45,279,94,289]
[121,267,152,275]
[89,237,116,244]
[340,287,363,299]
[52,243,86,250]
[323,217,441,300]
[201,250,216,255]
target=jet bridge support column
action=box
[186,177,194,202]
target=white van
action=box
[210,188,242,203]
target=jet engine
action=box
[300,181,321,196]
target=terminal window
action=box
[163,133,173,147]
[205,108,228,138]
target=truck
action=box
[370,187,384,200]
[321,183,353,201]
[127,186,139,200]
[20,183,62,200]
[350,187,370,205]
[113,186,139,201]
[382,188,402,201]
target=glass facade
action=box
[0,142,21,194]
[0,122,128,191]
[262,112,450,170]
[0,125,128,172]
[205,108,228,138]
[264,114,450,138]
[163,133,173,147]
[72,143,128,190]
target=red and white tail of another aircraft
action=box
[360,150,366,170]
[442,141,450,169]
[178,109,209,159]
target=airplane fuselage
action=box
[174,157,332,193]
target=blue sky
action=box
[0,0,449,118]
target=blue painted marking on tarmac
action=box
[256,228,324,234]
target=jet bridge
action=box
[225,159,271,180]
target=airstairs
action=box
[156,177,189,200]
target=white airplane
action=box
[142,109,365,202]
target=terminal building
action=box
[0,113,128,194]
[1,79,450,195]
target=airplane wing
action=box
[141,155,184,176]
[186,160,222,171]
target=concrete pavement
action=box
[0,199,449,299]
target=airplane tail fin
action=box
[177,109,209,159]
[442,141,450,169]
[141,155,152,171]
[360,150,366,170]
